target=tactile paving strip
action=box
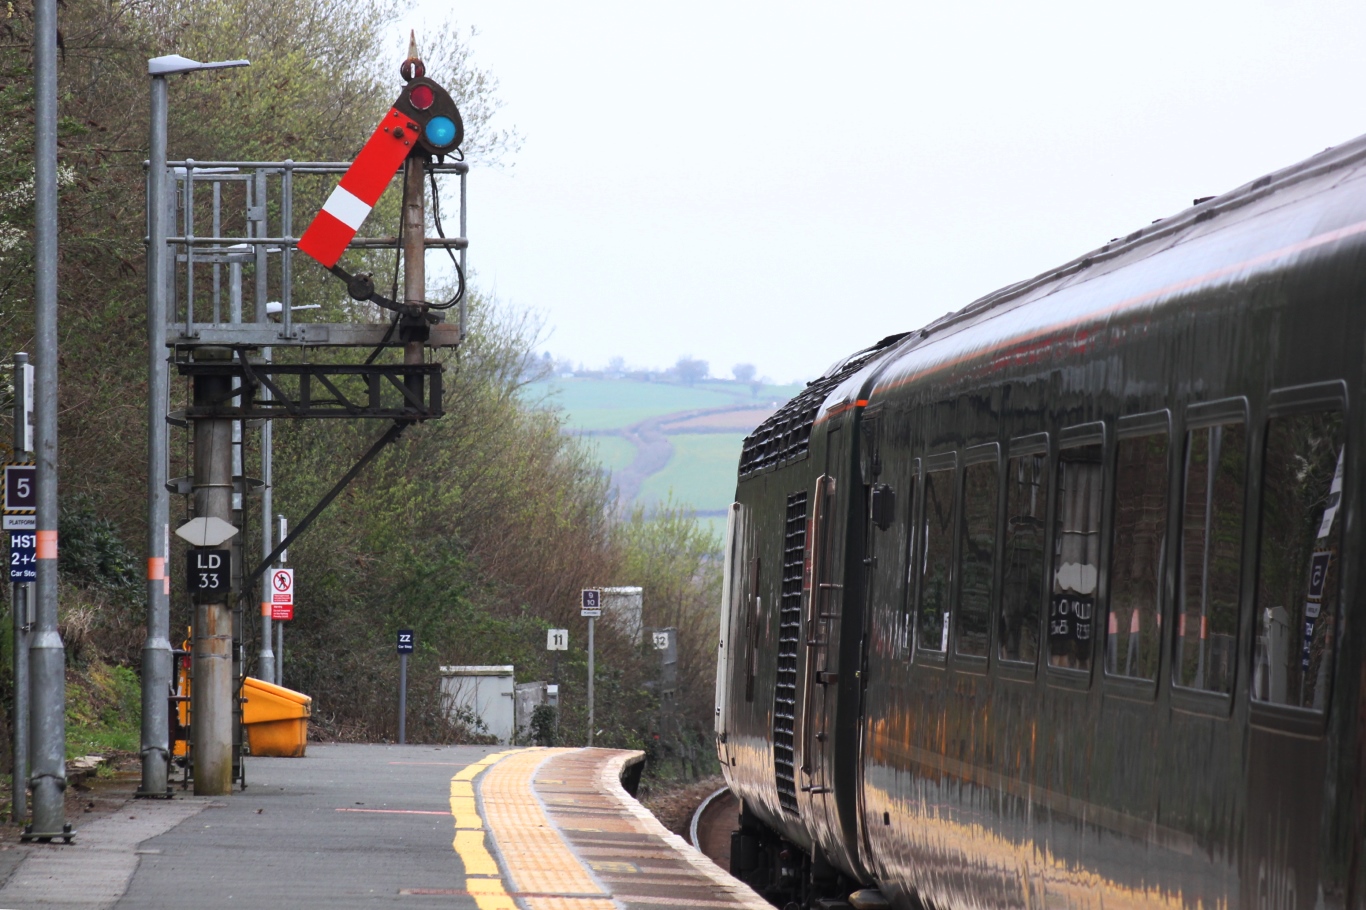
[528,748,771,910]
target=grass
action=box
[66,662,141,758]
[525,378,804,432]
[523,376,805,527]
[638,434,745,514]
[584,435,638,475]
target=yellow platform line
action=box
[448,749,521,910]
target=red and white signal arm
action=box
[297,110,416,268]
[297,78,463,270]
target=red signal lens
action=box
[409,85,434,110]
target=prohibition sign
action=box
[271,568,295,605]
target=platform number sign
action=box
[397,629,415,655]
[187,549,231,594]
[547,629,568,651]
[581,588,602,618]
[4,464,35,513]
[8,532,34,582]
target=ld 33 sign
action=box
[187,549,232,596]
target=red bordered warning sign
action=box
[271,568,294,605]
[271,568,294,621]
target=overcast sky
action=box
[393,1,1366,383]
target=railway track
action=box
[689,785,737,870]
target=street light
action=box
[141,53,249,800]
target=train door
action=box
[1242,391,1346,910]
[855,408,899,866]
[800,421,845,859]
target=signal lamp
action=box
[409,84,434,110]
[425,116,456,148]
[394,76,463,159]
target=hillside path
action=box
[584,403,773,506]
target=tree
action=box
[673,356,708,385]
[731,363,756,384]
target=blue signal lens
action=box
[425,116,456,148]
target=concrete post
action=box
[191,359,234,795]
[140,71,172,799]
[27,0,69,842]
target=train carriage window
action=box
[957,458,999,657]
[1107,431,1169,681]
[1176,421,1246,694]
[1050,443,1104,671]
[1253,410,1344,711]
[1001,448,1049,664]
[918,464,956,653]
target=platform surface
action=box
[0,743,768,910]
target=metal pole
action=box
[458,169,467,341]
[258,415,274,682]
[586,617,595,747]
[276,514,285,686]
[229,257,244,787]
[11,352,29,823]
[190,362,233,795]
[398,653,407,745]
[140,69,172,799]
[254,171,274,685]
[28,0,68,840]
[402,158,425,394]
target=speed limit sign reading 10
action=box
[581,588,602,617]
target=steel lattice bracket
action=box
[176,360,443,420]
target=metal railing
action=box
[149,159,468,346]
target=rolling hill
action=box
[524,376,805,532]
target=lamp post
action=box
[24,0,61,843]
[141,54,248,800]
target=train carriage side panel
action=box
[850,140,1366,909]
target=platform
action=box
[0,744,768,910]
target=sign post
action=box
[276,515,287,686]
[397,629,414,744]
[8,353,32,823]
[546,628,567,693]
[581,589,601,746]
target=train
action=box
[714,132,1366,910]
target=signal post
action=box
[144,42,468,796]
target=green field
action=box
[526,377,802,432]
[525,376,803,525]
[638,433,745,513]
[582,435,638,474]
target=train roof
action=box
[869,130,1366,398]
[739,130,1366,479]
